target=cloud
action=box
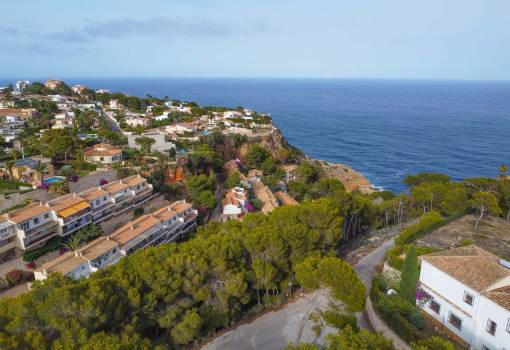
[48,17,239,43]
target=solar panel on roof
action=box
[16,157,38,169]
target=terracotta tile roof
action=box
[151,205,178,221]
[169,200,192,214]
[274,191,299,206]
[36,251,87,275]
[420,245,510,295]
[4,202,51,224]
[47,194,89,213]
[109,214,161,245]
[102,180,130,194]
[484,286,510,311]
[122,175,146,187]
[252,181,279,213]
[79,187,109,201]
[79,236,118,261]
[84,143,122,157]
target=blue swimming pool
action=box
[43,176,66,185]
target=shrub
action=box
[0,277,9,291]
[322,310,358,330]
[22,236,64,262]
[133,207,144,218]
[395,211,445,245]
[5,269,34,286]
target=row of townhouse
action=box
[0,175,155,259]
[34,200,198,280]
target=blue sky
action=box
[1,0,509,80]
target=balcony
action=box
[22,220,58,238]
[63,216,92,235]
[23,225,58,249]
[62,208,92,224]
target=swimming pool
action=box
[43,176,66,185]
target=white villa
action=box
[419,245,510,350]
[222,187,247,217]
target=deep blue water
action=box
[5,78,510,192]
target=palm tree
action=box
[34,161,48,179]
[63,235,82,252]
[4,159,16,180]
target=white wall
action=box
[475,297,510,350]
[419,261,480,345]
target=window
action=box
[463,291,474,306]
[19,222,30,230]
[100,157,104,161]
[103,196,107,201]
[33,217,39,225]
[96,200,100,206]
[448,312,462,330]
[44,213,49,219]
[507,318,510,333]
[487,319,497,336]
[429,300,441,314]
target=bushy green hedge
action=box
[386,245,440,271]
[394,211,445,245]
[0,179,32,190]
[22,236,63,262]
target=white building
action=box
[154,111,171,121]
[222,187,247,216]
[419,245,510,350]
[164,102,192,114]
[125,116,148,127]
[52,111,75,129]
[34,236,121,281]
[15,80,30,92]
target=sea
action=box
[5,78,510,193]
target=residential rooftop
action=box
[420,245,510,311]
[110,214,161,245]
[4,202,51,224]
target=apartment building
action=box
[33,200,197,280]
[47,194,92,237]
[419,245,510,350]
[0,218,17,260]
[79,187,115,224]
[34,236,121,280]
[5,202,59,251]
[110,200,197,255]
[0,176,154,257]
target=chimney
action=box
[73,193,77,198]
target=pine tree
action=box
[399,245,419,304]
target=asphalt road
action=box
[202,237,398,350]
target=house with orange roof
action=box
[4,202,58,251]
[84,143,123,165]
[34,236,121,281]
[222,187,247,217]
[419,245,510,349]
[47,193,92,236]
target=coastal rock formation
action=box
[318,160,374,194]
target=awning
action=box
[58,201,90,218]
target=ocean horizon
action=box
[3,78,510,192]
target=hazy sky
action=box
[1,0,509,80]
